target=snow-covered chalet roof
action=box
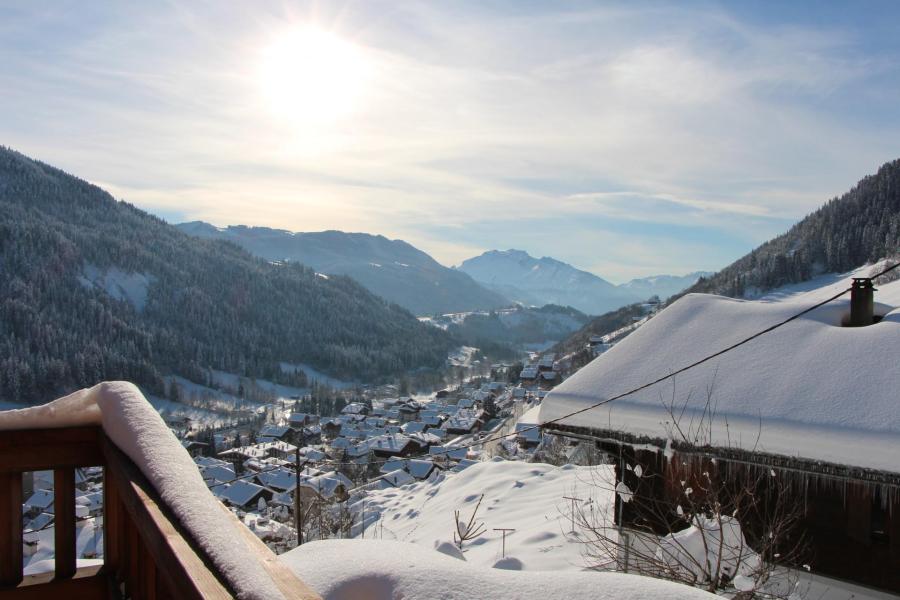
[540,264,900,473]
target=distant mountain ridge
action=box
[177,222,508,316]
[457,249,642,315]
[620,271,713,301]
[686,158,900,298]
[0,146,453,403]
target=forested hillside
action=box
[0,147,453,403]
[552,303,648,358]
[688,159,900,297]
[440,304,589,348]
[177,222,509,316]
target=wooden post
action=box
[54,468,77,579]
[562,496,582,534]
[0,471,23,586]
[493,528,515,558]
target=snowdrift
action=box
[0,381,285,600]
[540,265,900,472]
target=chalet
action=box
[341,402,369,417]
[321,417,343,438]
[180,439,209,457]
[257,424,292,443]
[199,463,237,488]
[213,479,272,510]
[537,353,555,372]
[287,412,318,428]
[75,491,104,518]
[406,459,437,480]
[539,274,900,594]
[295,471,353,505]
[401,421,428,435]
[519,365,539,383]
[377,469,415,488]
[368,434,421,458]
[442,409,484,435]
[254,467,299,493]
[539,370,559,390]
[429,445,468,463]
[22,490,54,519]
[395,400,421,423]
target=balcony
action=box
[0,425,320,600]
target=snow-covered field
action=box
[281,538,718,600]
[352,458,615,572]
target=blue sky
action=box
[2,1,900,281]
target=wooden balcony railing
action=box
[0,426,320,599]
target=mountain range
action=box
[0,146,453,403]
[619,271,713,301]
[457,250,705,315]
[176,222,508,316]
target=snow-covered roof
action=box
[401,421,427,434]
[255,467,297,492]
[379,469,415,487]
[24,512,54,533]
[407,459,436,480]
[369,433,414,454]
[299,471,353,499]
[540,265,900,473]
[215,479,267,508]
[259,424,291,439]
[341,402,368,415]
[24,490,54,511]
[200,464,236,485]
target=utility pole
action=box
[294,447,302,546]
[493,528,515,558]
[562,496,582,534]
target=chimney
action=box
[849,278,875,327]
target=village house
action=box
[539,278,900,594]
[213,479,272,510]
[442,408,484,435]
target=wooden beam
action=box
[100,437,232,600]
[0,472,23,587]
[0,565,108,600]
[53,469,76,579]
[0,427,103,473]
[103,466,119,574]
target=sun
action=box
[258,26,370,127]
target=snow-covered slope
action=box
[352,459,614,572]
[620,271,713,301]
[458,249,640,315]
[540,262,900,473]
[280,539,718,600]
[177,223,508,316]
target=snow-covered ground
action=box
[280,539,718,600]
[351,458,615,572]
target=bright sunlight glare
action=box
[258,26,370,127]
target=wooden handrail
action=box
[0,426,320,600]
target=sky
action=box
[3,1,900,282]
